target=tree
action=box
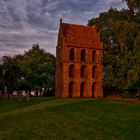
[0,64,4,94]
[0,44,56,96]
[2,56,22,94]
[134,32,140,91]
[88,8,140,96]
[18,44,56,93]
[123,0,140,14]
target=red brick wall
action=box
[56,22,103,98]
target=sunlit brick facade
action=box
[56,19,103,98]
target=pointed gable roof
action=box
[60,22,103,49]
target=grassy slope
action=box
[0,97,140,140]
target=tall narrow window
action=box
[92,66,97,78]
[92,83,96,98]
[69,48,74,61]
[80,82,86,97]
[69,82,74,98]
[69,64,74,77]
[81,49,86,61]
[92,50,96,62]
[81,65,86,78]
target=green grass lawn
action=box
[0,97,140,140]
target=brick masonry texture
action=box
[56,19,103,98]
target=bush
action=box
[136,88,140,99]
[121,91,135,99]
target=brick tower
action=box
[56,19,103,98]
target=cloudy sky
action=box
[0,0,127,57]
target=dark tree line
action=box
[0,44,56,96]
[123,0,140,14]
[88,1,140,97]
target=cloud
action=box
[0,0,127,57]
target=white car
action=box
[13,91,18,96]
[30,91,36,96]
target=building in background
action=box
[56,19,103,98]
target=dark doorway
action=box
[92,83,96,98]
[80,82,86,97]
[69,82,74,98]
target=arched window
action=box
[92,66,97,78]
[92,50,96,62]
[81,49,86,61]
[69,48,75,61]
[92,83,96,98]
[81,65,86,78]
[80,82,86,97]
[69,82,74,98]
[69,64,74,77]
